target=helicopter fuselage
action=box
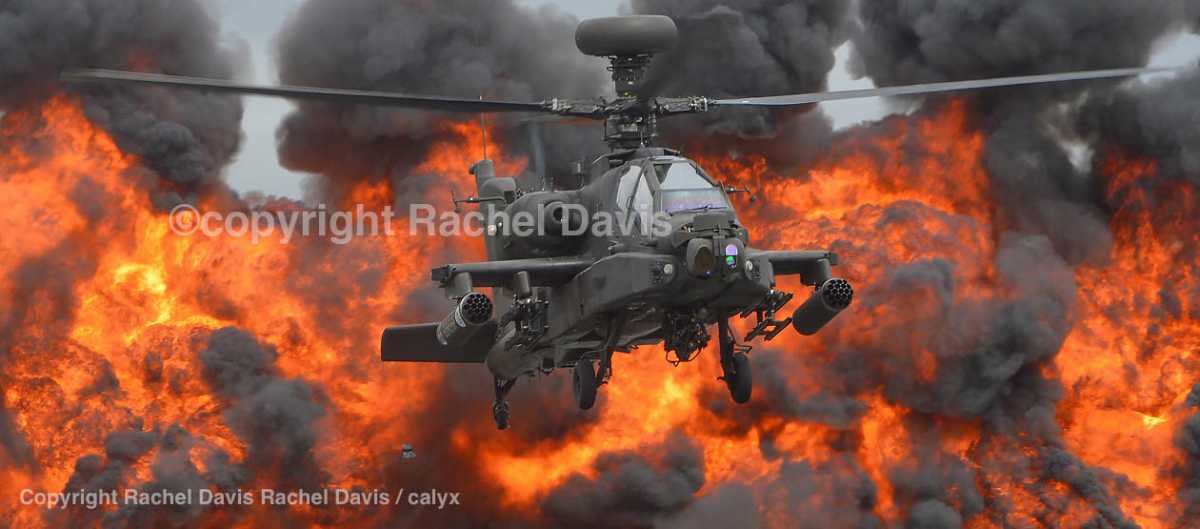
[425,148,841,381]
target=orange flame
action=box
[0,96,1196,528]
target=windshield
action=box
[653,162,730,214]
[615,166,642,212]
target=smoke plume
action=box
[542,431,705,527]
[40,328,330,528]
[0,0,244,199]
[274,0,607,202]
[630,0,852,169]
[850,0,1197,263]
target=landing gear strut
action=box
[492,378,517,430]
[572,313,625,411]
[573,359,598,410]
[718,317,752,404]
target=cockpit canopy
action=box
[614,157,731,216]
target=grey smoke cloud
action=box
[541,431,705,527]
[788,3,1200,524]
[0,0,244,195]
[1179,392,1200,523]
[199,327,330,489]
[629,0,851,170]
[1078,69,1200,188]
[850,0,1193,87]
[632,0,850,134]
[755,457,883,529]
[46,328,331,526]
[273,0,608,202]
[849,0,1199,264]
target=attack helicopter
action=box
[63,15,1178,429]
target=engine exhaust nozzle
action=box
[792,278,854,336]
[437,292,494,346]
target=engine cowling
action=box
[497,191,587,258]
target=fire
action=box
[0,93,1196,528]
[0,99,521,525]
[1052,150,1200,529]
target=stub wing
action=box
[751,250,840,286]
[380,322,497,363]
[432,257,593,288]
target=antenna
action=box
[479,95,489,161]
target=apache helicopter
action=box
[64,15,1178,429]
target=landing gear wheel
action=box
[724,353,752,404]
[492,400,510,430]
[717,317,753,404]
[573,359,598,410]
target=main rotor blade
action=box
[518,115,596,126]
[61,69,553,114]
[711,66,1183,107]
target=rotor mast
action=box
[602,54,657,150]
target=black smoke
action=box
[272,0,858,196]
[821,233,1074,424]
[541,431,705,527]
[1178,385,1200,524]
[1078,69,1200,188]
[850,0,1198,264]
[273,0,608,203]
[45,328,331,528]
[699,348,868,457]
[199,327,330,489]
[0,401,33,472]
[0,0,244,199]
[795,0,1200,524]
[851,1,1190,88]
[629,0,852,169]
[763,456,883,529]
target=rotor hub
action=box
[608,54,653,97]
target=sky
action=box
[209,0,1200,200]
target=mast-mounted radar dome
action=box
[575,15,678,98]
[575,15,678,57]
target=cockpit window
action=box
[653,162,730,214]
[615,165,642,212]
[632,175,654,215]
[655,162,713,190]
